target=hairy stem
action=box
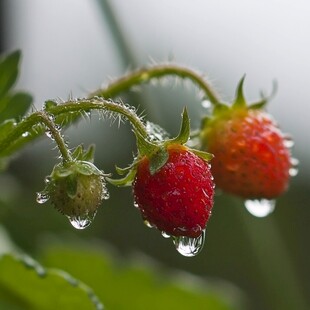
[89,64,221,105]
[0,111,72,162]
[48,98,148,139]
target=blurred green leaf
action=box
[0,50,20,99]
[0,253,104,310]
[0,92,32,123]
[41,244,244,310]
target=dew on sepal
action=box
[68,212,96,230]
[22,132,30,138]
[244,199,275,218]
[173,229,206,257]
[36,191,50,204]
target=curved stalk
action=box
[89,64,221,105]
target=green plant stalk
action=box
[0,99,148,157]
[49,99,148,138]
[0,111,72,162]
[234,197,308,310]
[89,64,221,105]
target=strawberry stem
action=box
[89,64,221,106]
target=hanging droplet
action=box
[161,231,171,239]
[244,199,275,218]
[283,137,294,149]
[173,230,206,257]
[36,192,50,204]
[133,201,139,208]
[68,213,95,230]
[289,158,299,177]
[22,132,30,138]
[143,220,154,228]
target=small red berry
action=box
[201,107,292,199]
[133,144,214,238]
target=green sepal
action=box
[212,102,230,116]
[149,147,169,175]
[0,50,20,99]
[249,80,277,110]
[135,128,158,156]
[71,145,95,162]
[189,148,214,161]
[115,163,135,176]
[107,168,137,187]
[232,75,247,108]
[170,107,190,145]
[66,174,78,199]
[75,161,102,176]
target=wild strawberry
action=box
[200,78,292,199]
[132,144,214,238]
[37,146,109,229]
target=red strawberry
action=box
[201,79,292,199]
[133,144,214,238]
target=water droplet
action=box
[161,231,171,238]
[143,220,154,228]
[36,192,50,204]
[289,167,299,177]
[173,230,206,257]
[22,132,29,137]
[133,201,139,208]
[146,121,170,141]
[44,176,51,184]
[68,213,95,230]
[244,199,275,218]
[283,137,294,148]
[45,130,54,140]
[201,100,211,109]
[289,157,299,177]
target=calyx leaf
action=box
[149,147,169,175]
[170,107,190,145]
[232,75,247,108]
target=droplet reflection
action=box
[244,199,275,218]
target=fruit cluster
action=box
[36,72,294,256]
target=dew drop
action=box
[289,158,299,177]
[201,100,212,109]
[133,201,139,208]
[45,131,54,140]
[283,137,294,148]
[173,230,206,257]
[143,220,154,228]
[244,199,275,218]
[36,192,50,204]
[22,132,30,137]
[68,213,95,230]
[161,231,171,239]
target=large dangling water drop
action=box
[68,213,95,230]
[173,230,206,257]
[244,199,275,218]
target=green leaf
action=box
[0,253,104,310]
[0,50,20,99]
[135,128,158,156]
[0,92,32,123]
[170,107,190,145]
[41,244,245,310]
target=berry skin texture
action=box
[202,108,291,199]
[133,144,214,238]
[50,173,104,218]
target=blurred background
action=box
[0,1,309,309]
